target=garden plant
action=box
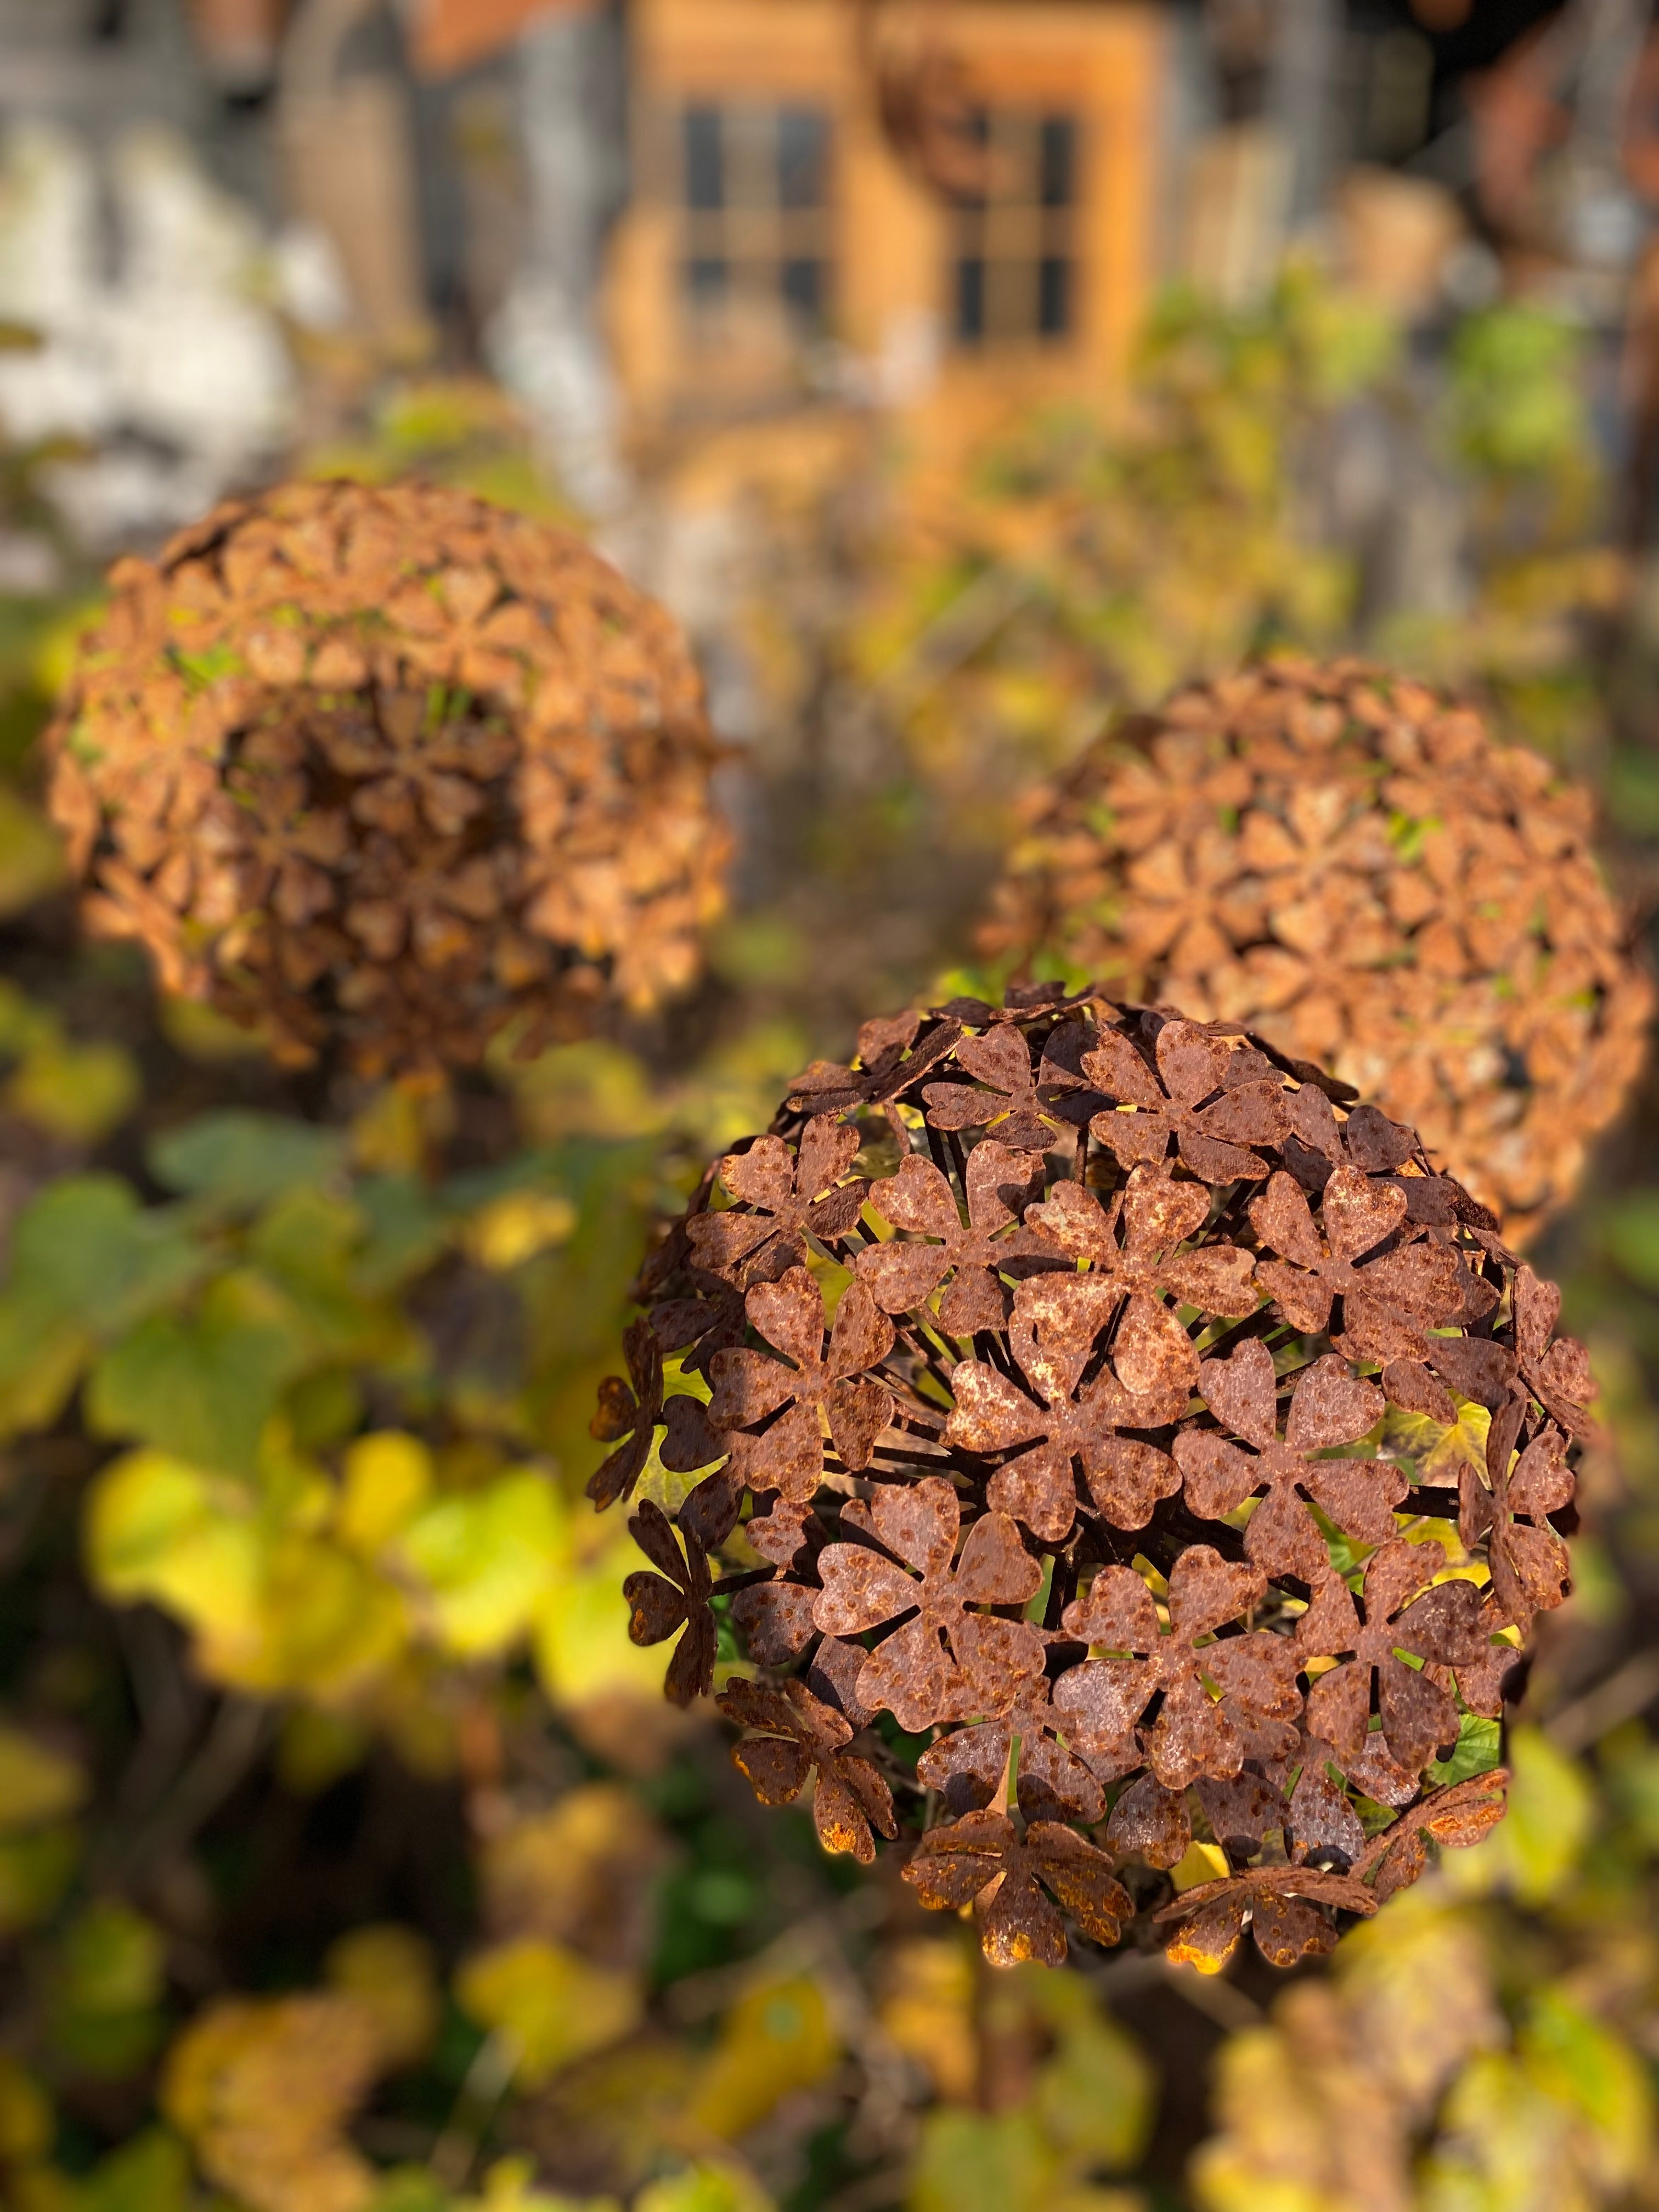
[0,267,1652,2212]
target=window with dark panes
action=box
[951,108,1080,347]
[676,102,833,342]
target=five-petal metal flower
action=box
[944,1273,1187,1542]
[812,1476,1044,1731]
[718,1678,898,1865]
[902,1807,1132,1966]
[586,1318,664,1510]
[1300,1538,1486,1770]
[1052,1548,1296,1790]
[1024,1163,1260,1392]
[856,1139,1050,1331]
[1156,1864,1377,1973]
[1459,1399,1573,1629]
[1356,1769,1510,1902]
[1514,1264,1596,1436]
[1248,1164,1465,1363]
[1175,1339,1396,1580]
[1080,1020,1289,1181]
[921,1025,1062,1151]
[688,1114,867,1282]
[917,1673,1105,1822]
[623,1500,716,1707]
[708,1267,895,1502]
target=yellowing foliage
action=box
[324,1923,441,2069]
[161,1994,385,2212]
[682,1978,841,2142]
[454,1938,643,2086]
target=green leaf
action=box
[1521,1988,1654,2184]
[49,1901,167,2077]
[354,1175,448,1293]
[148,1111,346,1210]
[632,2168,769,2212]
[87,1272,314,1474]
[78,2128,193,2212]
[7,1175,202,1336]
[1429,1714,1503,1791]
[1029,1979,1155,2175]
[1603,1191,1659,1293]
[908,2109,1054,2212]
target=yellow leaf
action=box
[454,1939,641,2087]
[1169,1841,1230,1894]
[335,1432,433,1554]
[232,1534,406,1701]
[683,1977,840,2142]
[465,1189,579,1270]
[84,1452,264,1663]
[878,1940,977,2104]
[324,1925,439,2069]
[161,1994,382,2212]
[533,1524,671,1708]
[634,2162,774,2212]
[7,1037,138,1147]
[402,1471,566,1657]
[0,1729,85,1834]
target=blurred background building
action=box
[1,0,1652,536]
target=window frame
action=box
[947,104,1084,352]
[672,97,837,353]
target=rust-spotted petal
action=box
[1196,1338,1280,1451]
[812,1545,919,1635]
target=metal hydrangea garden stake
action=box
[981,658,1651,1240]
[590,983,1586,1974]
[46,478,729,1075]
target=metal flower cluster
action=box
[981,659,1652,1239]
[46,479,729,1073]
[591,985,1584,1973]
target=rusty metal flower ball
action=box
[980,659,1652,1240]
[46,479,730,1073]
[590,984,1587,1973]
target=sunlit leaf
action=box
[453,1938,641,2086]
[336,1432,434,1555]
[682,1977,840,2141]
[401,1470,566,1658]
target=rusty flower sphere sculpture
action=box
[981,659,1652,1239]
[591,985,1587,1973]
[46,479,729,1072]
